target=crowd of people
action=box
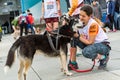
[1,0,119,71]
[11,10,38,39]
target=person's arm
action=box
[56,0,61,16]
[74,23,98,45]
[40,0,45,23]
[41,0,44,18]
[81,23,98,45]
[68,0,78,16]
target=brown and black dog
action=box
[4,16,75,80]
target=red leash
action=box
[69,47,96,72]
[69,60,96,72]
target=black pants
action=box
[19,23,28,36]
[107,14,114,31]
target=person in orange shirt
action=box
[68,5,111,70]
[66,0,84,17]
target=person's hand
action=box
[40,15,44,20]
[40,15,44,23]
[58,10,62,16]
[73,32,80,39]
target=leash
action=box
[69,46,96,72]
[46,22,60,53]
[46,30,71,54]
[69,60,95,72]
[55,27,60,50]
[31,66,42,80]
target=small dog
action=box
[4,16,75,80]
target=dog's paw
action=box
[66,72,73,76]
[64,71,73,76]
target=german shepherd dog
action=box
[4,15,75,80]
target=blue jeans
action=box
[71,38,111,60]
[27,24,35,34]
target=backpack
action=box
[19,16,27,24]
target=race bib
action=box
[47,2,54,9]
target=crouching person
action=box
[68,5,111,70]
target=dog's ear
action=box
[61,13,70,22]
[60,15,70,26]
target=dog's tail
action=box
[4,37,21,74]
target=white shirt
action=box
[79,18,108,43]
[44,0,59,18]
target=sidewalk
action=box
[0,31,120,80]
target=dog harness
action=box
[46,31,60,54]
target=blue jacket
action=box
[107,0,115,16]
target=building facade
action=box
[0,0,21,33]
